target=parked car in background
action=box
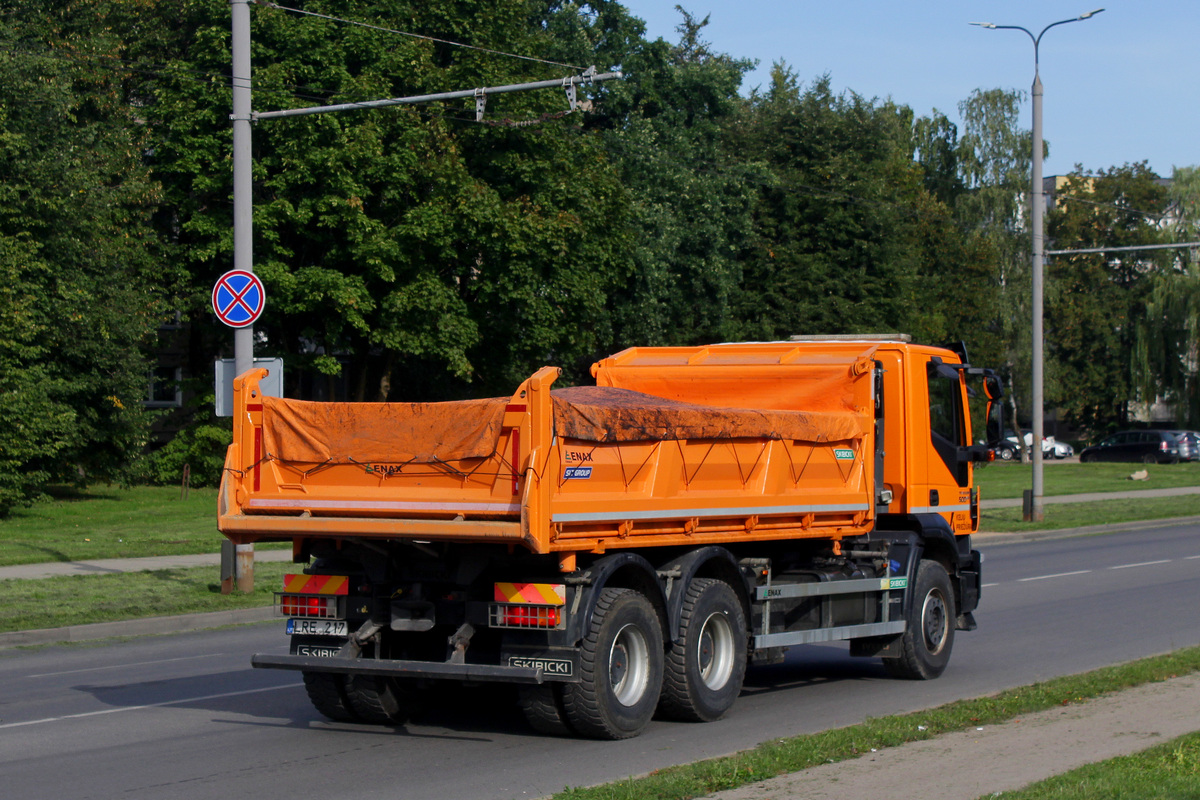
[1078,430,1181,463]
[1170,430,1200,461]
[999,433,1074,460]
[1042,436,1074,459]
[994,438,1020,461]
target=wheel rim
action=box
[696,611,736,690]
[609,623,650,706]
[921,588,949,655]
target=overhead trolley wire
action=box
[253,1,589,73]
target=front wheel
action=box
[658,578,747,722]
[884,560,956,680]
[563,588,664,739]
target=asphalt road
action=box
[2,523,1198,800]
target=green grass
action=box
[979,493,1200,533]
[990,732,1200,799]
[975,461,1200,499]
[0,561,286,632]
[0,485,283,567]
[550,647,1200,800]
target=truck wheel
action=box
[302,671,360,723]
[344,675,415,725]
[563,587,664,739]
[658,578,747,722]
[517,684,574,735]
[884,560,955,680]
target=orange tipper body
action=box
[226,337,995,739]
[218,339,978,553]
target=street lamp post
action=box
[971,9,1104,522]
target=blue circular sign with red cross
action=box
[212,269,266,328]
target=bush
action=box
[135,419,232,488]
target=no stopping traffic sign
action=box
[212,269,266,328]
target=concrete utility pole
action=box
[231,0,254,380]
[971,8,1105,523]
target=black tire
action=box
[658,578,748,722]
[517,684,575,735]
[998,446,1015,461]
[344,675,415,725]
[1143,454,1157,464]
[302,671,360,723]
[884,560,956,680]
[562,587,664,739]
[1080,452,1095,463]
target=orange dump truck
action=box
[219,336,1004,738]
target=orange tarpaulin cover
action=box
[261,383,867,466]
[550,386,866,444]
[262,395,509,464]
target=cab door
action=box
[913,354,973,532]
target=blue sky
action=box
[618,1,1197,178]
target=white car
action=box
[1004,434,1074,459]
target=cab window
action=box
[927,362,968,487]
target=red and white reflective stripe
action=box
[282,574,349,595]
[493,582,566,605]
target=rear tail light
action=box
[489,604,562,629]
[277,594,341,619]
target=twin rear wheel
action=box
[659,578,748,723]
[519,580,750,739]
[302,671,417,725]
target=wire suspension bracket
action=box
[253,67,621,122]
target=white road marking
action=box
[0,683,300,730]
[1017,570,1092,582]
[27,654,228,679]
[1109,560,1172,570]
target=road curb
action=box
[974,514,1200,546]
[0,606,276,650]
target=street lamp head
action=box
[1079,8,1105,19]
[969,21,998,28]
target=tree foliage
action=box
[1047,164,1169,431]
[0,7,168,511]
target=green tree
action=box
[1134,165,1200,425]
[591,6,759,348]
[0,9,167,511]
[1047,164,1170,430]
[115,0,634,400]
[730,68,932,339]
[953,88,1033,439]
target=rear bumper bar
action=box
[251,653,545,684]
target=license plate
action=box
[287,618,348,637]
